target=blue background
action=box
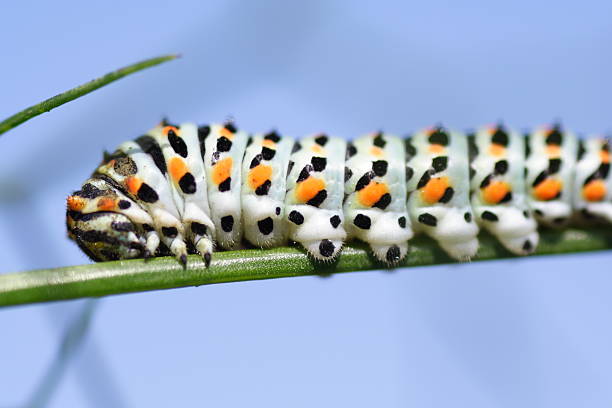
[2,1,612,406]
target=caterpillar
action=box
[66,120,610,266]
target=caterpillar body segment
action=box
[148,122,216,265]
[573,137,612,222]
[344,132,413,264]
[203,123,248,250]
[241,131,294,248]
[469,125,539,255]
[285,134,347,261]
[406,126,479,261]
[95,140,189,263]
[525,124,578,227]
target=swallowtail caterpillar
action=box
[66,120,609,266]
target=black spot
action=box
[373,132,386,148]
[406,166,414,181]
[111,221,134,232]
[417,170,432,189]
[198,126,210,159]
[292,142,302,153]
[481,211,499,222]
[288,210,304,225]
[405,140,417,158]
[428,128,449,146]
[548,158,561,174]
[346,143,357,159]
[307,189,327,207]
[494,160,508,175]
[319,239,335,257]
[546,127,563,145]
[287,160,294,175]
[469,166,476,179]
[168,130,188,158]
[211,151,221,165]
[137,183,159,203]
[372,160,388,177]
[221,215,234,232]
[246,136,253,147]
[464,212,472,222]
[577,140,586,160]
[250,154,263,169]
[522,240,533,252]
[218,177,231,192]
[373,193,391,209]
[257,217,274,235]
[255,179,271,195]
[118,200,131,209]
[275,207,281,215]
[354,214,371,229]
[439,187,454,203]
[432,156,448,172]
[128,144,156,177]
[216,136,232,152]
[344,166,353,182]
[311,156,327,172]
[534,209,544,216]
[261,146,276,160]
[355,171,374,191]
[480,174,493,189]
[191,222,207,236]
[297,165,313,182]
[76,183,105,199]
[418,213,437,226]
[314,134,329,146]
[224,122,237,133]
[491,128,509,146]
[499,191,513,203]
[386,245,401,263]
[532,171,548,187]
[329,215,341,228]
[468,136,478,161]
[113,156,138,176]
[264,131,281,143]
[179,173,196,194]
[525,134,531,157]
[142,223,154,232]
[162,226,178,238]
[398,216,407,228]
[523,210,530,218]
[553,217,566,224]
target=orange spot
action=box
[600,149,610,164]
[125,176,143,195]
[533,178,562,201]
[369,146,384,157]
[421,177,450,204]
[546,144,561,158]
[583,179,606,202]
[295,176,325,203]
[311,144,324,154]
[489,144,506,157]
[482,181,511,204]
[428,144,445,154]
[248,164,273,189]
[162,125,180,136]
[262,139,276,149]
[212,157,233,185]
[219,127,234,139]
[169,157,188,182]
[67,196,85,211]
[358,182,389,207]
[97,197,117,211]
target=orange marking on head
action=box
[169,157,188,182]
[97,197,117,211]
[488,143,506,157]
[546,144,561,158]
[533,178,562,201]
[311,144,324,154]
[262,139,276,149]
[482,180,511,204]
[67,196,85,211]
[428,144,445,154]
[358,181,389,207]
[295,176,326,203]
[369,146,384,157]
[162,125,180,136]
[219,127,234,139]
[248,164,273,189]
[600,149,610,164]
[125,176,143,195]
[212,157,233,185]
[583,179,606,202]
[421,177,450,204]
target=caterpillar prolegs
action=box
[66,120,609,266]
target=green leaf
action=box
[0,228,610,308]
[0,54,179,136]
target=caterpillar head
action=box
[286,206,346,261]
[476,206,539,255]
[66,210,144,261]
[242,195,286,248]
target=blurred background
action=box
[2,0,612,406]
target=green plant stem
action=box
[1,228,610,308]
[0,54,178,136]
